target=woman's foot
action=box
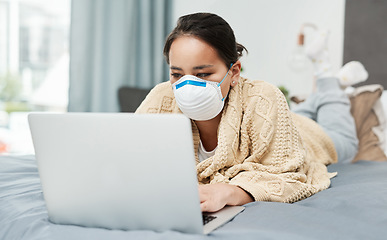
[305,29,332,78]
[336,61,368,87]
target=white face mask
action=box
[172,68,230,121]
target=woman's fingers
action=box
[198,184,229,212]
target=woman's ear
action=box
[230,60,242,86]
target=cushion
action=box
[349,85,387,162]
[118,87,151,112]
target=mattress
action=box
[1,155,386,240]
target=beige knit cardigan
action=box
[135,77,338,203]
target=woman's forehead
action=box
[169,36,222,67]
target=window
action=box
[0,0,70,154]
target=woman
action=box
[136,13,358,213]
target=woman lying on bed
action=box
[136,12,367,213]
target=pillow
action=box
[381,90,387,155]
[349,85,387,162]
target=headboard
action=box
[344,0,387,89]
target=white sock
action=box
[336,61,368,87]
[305,30,332,78]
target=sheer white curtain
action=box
[69,0,172,112]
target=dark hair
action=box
[163,12,247,67]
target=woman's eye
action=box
[171,73,182,78]
[196,73,211,78]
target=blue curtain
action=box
[68,0,173,112]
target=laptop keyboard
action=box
[202,214,217,225]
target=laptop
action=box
[28,113,244,234]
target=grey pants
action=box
[292,77,358,163]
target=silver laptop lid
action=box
[28,113,203,234]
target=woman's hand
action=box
[198,183,254,212]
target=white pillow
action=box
[380,90,387,155]
[381,90,387,117]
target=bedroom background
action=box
[0,0,386,155]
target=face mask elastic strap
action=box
[217,63,234,87]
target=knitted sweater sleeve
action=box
[223,82,333,203]
[135,82,177,114]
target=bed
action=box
[1,87,387,240]
[1,155,387,240]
